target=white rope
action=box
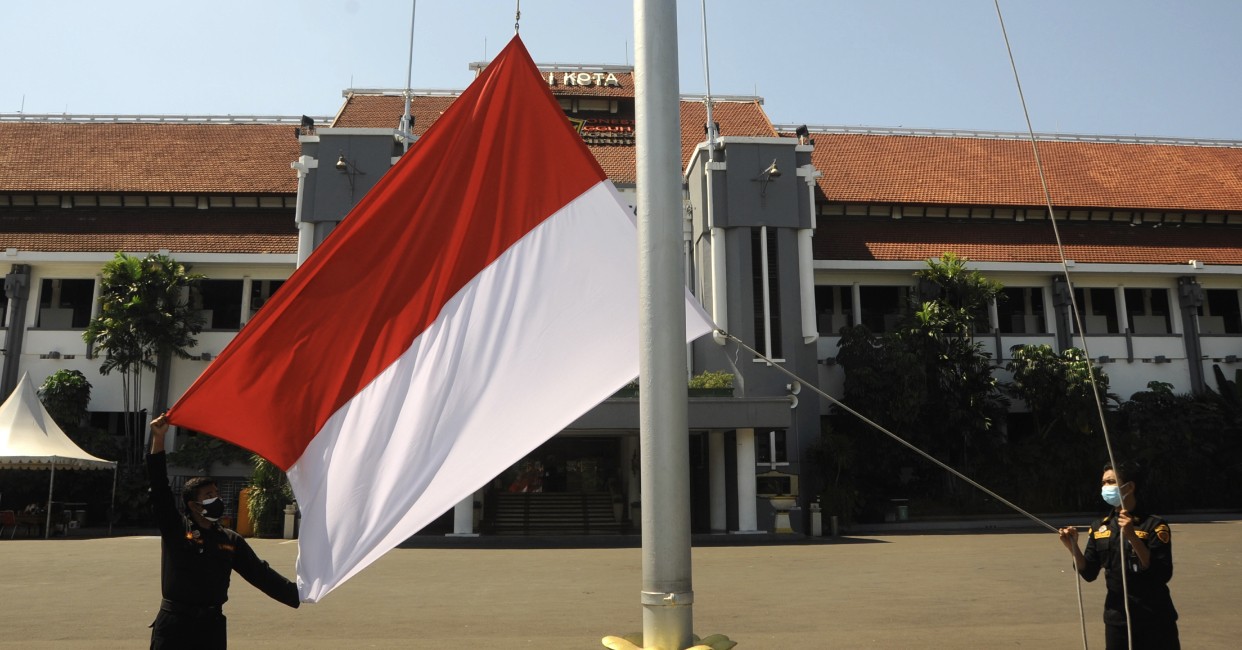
[992,2,1130,647]
[719,331,1058,533]
[719,330,1093,643]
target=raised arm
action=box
[150,414,169,454]
[146,414,182,538]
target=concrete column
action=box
[1,264,31,399]
[621,435,640,523]
[239,277,253,326]
[733,428,760,533]
[708,430,726,533]
[447,494,477,537]
[851,283,862,326]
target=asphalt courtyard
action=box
[3,519,1239,649]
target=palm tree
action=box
[84,252,204,467]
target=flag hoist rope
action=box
[716,331,1092,646]
[992,2,1132,647]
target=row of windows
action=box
[0,194,296,209]
[814,285,1242,336]
[820,202,1242,226]
[0,278,285,330]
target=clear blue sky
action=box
[4,1,1239,140]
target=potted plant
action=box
[688,370,734,397]
[612,380,640,398]
[246,454,293,538]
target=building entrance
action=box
[487,435,627,535]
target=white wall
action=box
[3,258,294,415]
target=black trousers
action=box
[1104,619,1180,650]
[150,609,227,650]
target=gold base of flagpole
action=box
[602,632,737,650]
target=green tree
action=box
[38,369,93,430]
[1111,368,1242,511]
[1003,344,1115,510]
[36,369,126,524]
[84,252,204,467]
[828,254,1008,518]
[38,368,116,460]
[1005,345,1113,438]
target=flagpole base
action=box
[602,632,737,650]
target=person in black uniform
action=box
[1058,461,1179,650]
[148,415,300,649]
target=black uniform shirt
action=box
[147,452,300,609]
[1079,509,1177,626]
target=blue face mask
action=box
[1101,485,1122,507]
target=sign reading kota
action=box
[547,72,622,88]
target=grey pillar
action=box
[1052,276,1073,352]
[1,264,31,399]
[708,430,726,533]
[1177,276,1206,394]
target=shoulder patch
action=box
[1156,524,1170,543]
[1093,529,1112,539]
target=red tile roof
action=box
[0,208,296,254]
[811,133,1242,213]
[816,217,1242,265]
[0,122,300,194]
[335,94,775,184]
[679,100,778,167]
[332,94,457,132]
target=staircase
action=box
[488,492,622,535]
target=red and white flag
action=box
[167,36,714,602]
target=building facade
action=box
[3,61,1241,536]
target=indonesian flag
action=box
[167,36,714,602]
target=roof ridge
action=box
[0,114,332,125]
[777,124,1242,149]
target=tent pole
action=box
[45,462,55,539]
[108,465,118,536]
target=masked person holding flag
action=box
[147,415,300,649]
[1058,461,1180,650]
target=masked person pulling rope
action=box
[1059,461,1179,650]
[147,415,300,649]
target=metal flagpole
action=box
[634,1,694,648]
[400,1,417,154]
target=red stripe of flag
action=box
[167,37,605,469]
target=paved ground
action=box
[3,518,1239,649]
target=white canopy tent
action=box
[0,373,117,538]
